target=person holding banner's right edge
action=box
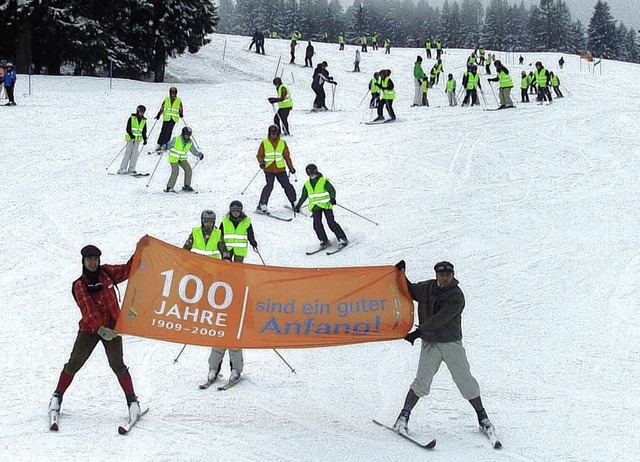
[391,260,500,447]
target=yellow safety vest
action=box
[447,79,456,92]
[466,73,480,90]
[191,227,222,259]
[381,77,395,100]
[278,84,293,109]
[534,68,548,88]
[304,177,331,211]
[168,136,192,164]
[222,216,251,257]
[125,116,146,141]
[162,97,181,122]
[498,69,513,88]
[262,138,286,168]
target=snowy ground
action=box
[1,33,639,461]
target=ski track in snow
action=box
[1,33,640,461]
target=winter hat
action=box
[81,245,102,258]
[434,261,454,274]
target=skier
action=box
[289,39,297,64]
[268,77,293,136]
[485,54,493,75]
[312,63,330,110]
[487,60,514,109]
[294,163,348,250]
[461,65,481,107]
[163,126,204,193]
[420,77,429,107]
[518,55,524,65]
[304,41,314,68]
[558,56,565,70]
[391,260,498,440]
[477,47,485,65]
[48,245,140,425]
[256,124,297,213]
[360,35,368,52]
[528,71,537,95]
[412,56,425,107]
[446,73,457,106]
[384,37,392,54]
[338,33,345,51]
[372,33,379,50]
[425,40,432,59]
[249,29,259,51]
[369,71,381,109]
[550,72,563,98]
[221,201,258,263]
[154,87,183,152]
[435,39,443,59]
[429,59,443,87]
[520,71,530,102]
[183,209,229,260]
[354,50,361,72]
[256,30,265,55]
[373,69,395,122]
[2,62,17,106]
[534,61,552,104]
[118,105,148,175]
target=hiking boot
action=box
[393,409,410,434]
[229,369,241,384]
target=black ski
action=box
[372,419,436,449]
[118,407,149,435]
[132,173,150,177]
[306,245,329,255]
[217,378,242,391]
[199,374,221,389]
[254,210,292,222]
[327,243,348,255]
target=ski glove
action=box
[98,326,119,341]
[259,161,266,169]
[143,140,148,145]
[404,329,421,346]
[252,245,259,252]
[294,206,301,213]
[268,97,278,104]
[198,153,204,160]
[395,260,406,271]
[289,167,296,174]
[330,198,336,205]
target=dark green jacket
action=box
[408,278,464,342]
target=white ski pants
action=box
[410,340,481,400]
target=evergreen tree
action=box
[587,0,618,59]
[437,0,462,47]
[459,0,483,49]
[529,0,573,52]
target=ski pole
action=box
[487,81,498,105]
[331,84,336,110]
[241,168,262,195]
[254,247,266,265]
[273,349,296,374]
[560,84,572,96]
[336,203,379,225]
[173,344,187,363]
[106,144,127,170]
[358,88,370,107]
[274,56,282,79]
[146,150,165,187]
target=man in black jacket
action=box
[392,260,497,440]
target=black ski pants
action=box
[377,99,395,119]
[462,89,478,106]
[259,171,296,206]
[274,108,291,135]
[312,208,347,244]
[521,88,529,102]
[157,120,176,146]
[5,85,15,104]
[305,57,313,67]
[312,85,326,109]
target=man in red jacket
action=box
[48,245,140,424]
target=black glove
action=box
[268,97,278,104]
[330,198,336,205]
[198,153,204,160]
[294,205,301,213]
[395,260,406,271]
[404,329,421,345]
[252,245,258,252]
[155,115,160,120]
[333,81,338,85]
[259,161,266,169]
[143,139,148,145]
[290,167,296,174]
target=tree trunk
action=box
[16,15,32,74]
[152,49,166,83]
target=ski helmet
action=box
[229,200,243,212]
[182,126,193,136]
[201,209,216,224]
[136,105,146,113]
[268,124,280,136]
[305,163,318,174]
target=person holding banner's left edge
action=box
[48,245,141,428]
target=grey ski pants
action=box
[119,140,142,173]
[166,161,192,189]
[410,340,481,400]
[208,348,244,375]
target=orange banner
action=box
[115,236,414,348]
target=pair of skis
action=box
[373,419,502,450]
[305,242,348,256]
[49,406,149,435]
[199,376,242,391]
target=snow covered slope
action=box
[1,33,639,461]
